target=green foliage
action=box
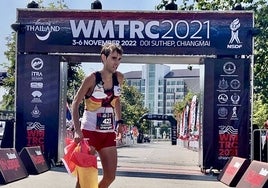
[253,3,268,103]
[0,33,16,110]
[253,96,268,127]
[47,0,68,9]
[173,92,196,116]
[121,83,148,130]
[0,0,81,110]
[159,123,169,136]
[157,0,268,124]
[156,0,174,10]
[66,63,85,102]
[35,0,68,9]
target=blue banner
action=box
[17,10,253,55]
[202,58,251,170]
[16,55,60,162]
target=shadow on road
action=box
[99,169,218,182]
[52,162,219,183]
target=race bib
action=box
[96,113,114,130]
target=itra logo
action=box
[31,57,43,70]
[227,18,242,49]
[26,22,60,41]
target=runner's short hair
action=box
[100,43,123,57]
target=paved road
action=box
[112,141,229,188]
[0,141,229,188]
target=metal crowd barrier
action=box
[0,111,15,148]
[252,129,268,162]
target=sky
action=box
[0,0,194,99]
[0,0,160,72]
[0,0,192,75]
[0,0,199,100]
[0,0,167,98]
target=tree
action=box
[253,96,268,127]
[159,123,169,138]
[253,2,268,103]
[120,83,148,131]
[156,0,176,10]
[66,63,85,103]
[47,0,68,9]
[157,0,268,123]
[1,34,16,110]
[173,92,195,117]
[0,0,84,110]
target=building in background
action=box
[124,64,200,127]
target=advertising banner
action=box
[0,148,28,184]
[202,58,251,170]
[16,55,60,162]
[17,9,253,55]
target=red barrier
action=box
[0,148,28,184]
[19,146,49,174]
[218,156,250,187]
[236,160,268,188]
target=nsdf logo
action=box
[227,18,243,49]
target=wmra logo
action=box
[26,22,60,41]
[227,18,242,49]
